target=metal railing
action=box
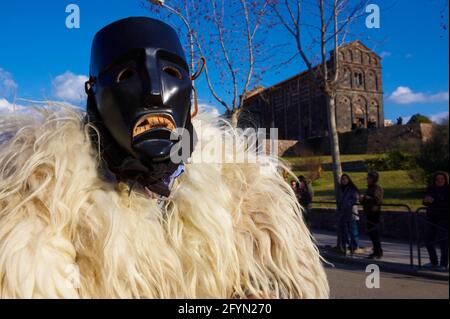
[310,201,415,267]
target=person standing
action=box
[290,180,298,193]
[360,171,384,259]
[297,176,313,227]
[423,171,449,270]
[298,175,314,201]
[337,174,360,254]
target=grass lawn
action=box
[291,170,426,211]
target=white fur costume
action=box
[0,106,328,298]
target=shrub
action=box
[366,156,387,171]
[407,113,432,124]
[367,148,416,171]
[415,120,449,175]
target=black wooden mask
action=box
[85,17,196,197]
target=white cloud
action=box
[52,71,88,103]
[380,51,391,58]
[430,111,449,124]
[198,102,220,116]
[0,98,14,111]
[384,119,393,126]
[387,86,449,105]
[428,92,450,102]
[0,68,18,97]
[0,98,25,113]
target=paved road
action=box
[325,262,449,299]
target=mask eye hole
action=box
[163,66,182,80]
[117,67,135,83]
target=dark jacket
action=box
[337,186,359,222]
[361,184,384,217]
[297,187,312,208]
[423,185,449,222]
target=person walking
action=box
[423,171,449,270]
[337,174,360,254]
[360,171,384,259]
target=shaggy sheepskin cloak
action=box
[0,106,329,298]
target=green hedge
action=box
[366,149,416,171]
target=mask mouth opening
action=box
[132,113,177,138]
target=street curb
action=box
[320,247,449,282]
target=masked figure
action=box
[0,17,329,298]
[86,17,197,197]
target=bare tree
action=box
[271,0,367,197]
[439,0,449,35]
[145,0,271,127]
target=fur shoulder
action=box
[0,107,329,298]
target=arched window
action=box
[337,95,350,110]
[352,96,367,129]
[368,99,379,128]
[345,50,352,62]
[366,70,377,91]
[336,95,351,130]
[363,53,371,65]
[370,55,378,66]
[353,69,364,88]
[341,67,352,87]
[354,49,362,63]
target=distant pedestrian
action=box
[423,171,449,270]
[337,174,360,254]
[360,171,384,259]
[297,175,313,226]
[290,180,298,192]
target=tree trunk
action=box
[326,93,343,198]
[230,109,239,128]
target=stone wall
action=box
[264,139,298,156]
[367,123,433,153]
[279,123,434,156]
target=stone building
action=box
[240,41,384,140]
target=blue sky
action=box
[0,0,448,123]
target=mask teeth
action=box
[132,114,176,138]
